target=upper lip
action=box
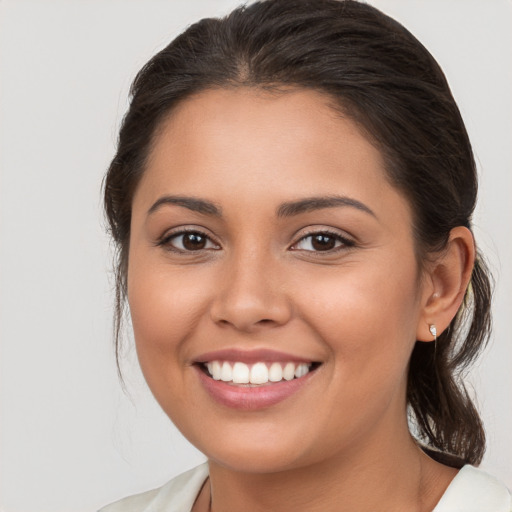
[193,348,318,365]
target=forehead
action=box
[150,87,373,169]
[135,87,411,227]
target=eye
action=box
[159,230,220,252]
[291,231,354,252]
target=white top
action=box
[99,463,511,512]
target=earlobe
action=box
[416,227,475,342]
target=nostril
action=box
[209,289,293,331]
[217,317,275,329]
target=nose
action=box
[209,250,292,332]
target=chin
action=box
[206,446,307,475]
[184,420,325,475]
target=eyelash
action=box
[157,228,355,254]
[157,228,220,253]
[290,229,355,253]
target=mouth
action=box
[197,360,321,386]
[192,351,322,410]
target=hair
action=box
[103,0,492,466]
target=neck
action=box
[202,421,456,512]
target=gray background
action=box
[1,1,510,510]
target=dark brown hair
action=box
[104,0,492,466]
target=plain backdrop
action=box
[0,1,510,511]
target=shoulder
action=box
[434,465,511,512]
[99,463,209,512]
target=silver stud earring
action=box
[429,324,438,357]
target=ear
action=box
[416,227,475,342]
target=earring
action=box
[429,324,438,357]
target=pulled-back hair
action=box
[104,0,492,466]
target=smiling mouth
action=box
[198,360,321,386]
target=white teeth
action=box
[250,362,269,384]
[220,361,232,382]
[211,361,222,380]
[283,362,295,381]
[295,363,309,378]
[268,362,283,382]
[204,360,314,384]
[232,362,250,384]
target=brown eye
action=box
[292,231,354,252]
[311,234,336,251]
[161,230,220,252]
[182,232,207,250]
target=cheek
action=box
[286,260,421,449]
[295,256,421,380]
[127,254,213,385]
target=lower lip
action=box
[195,366,316,410]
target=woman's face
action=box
[128,88,428,473]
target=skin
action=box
[128,88,474,511]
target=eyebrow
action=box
[147,196,222,217]
[277,195,376,218]
[147,194,375,219]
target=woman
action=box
[100,0,511,510]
